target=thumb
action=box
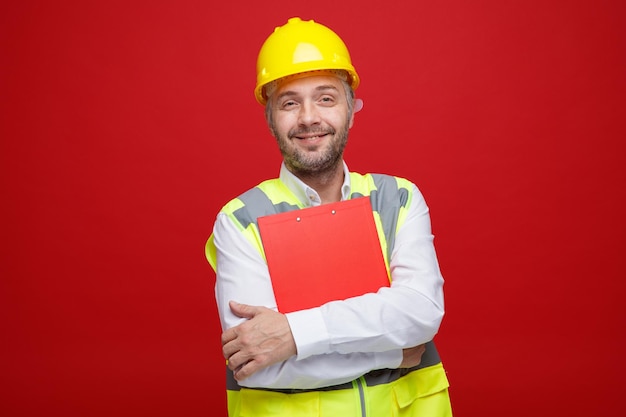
[229,301,258,319]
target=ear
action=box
[354,98,364,113]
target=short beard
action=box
[278,122,349,177]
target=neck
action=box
[291,162,345,204]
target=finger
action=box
[221,328,237,347]
[233,359,259,381]
[222,342,234,361]
[226,350,246,371]
[229,301,259,319]
[222,335,242,361]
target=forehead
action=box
[274,74,344,97]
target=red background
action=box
[1,1,625,416]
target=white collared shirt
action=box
[211,161,445,389]
[278,161,353,207]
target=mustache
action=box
[288,126,335,139]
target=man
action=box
[205,17,453,416]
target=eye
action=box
[319,95,335,105]
[281,100,297,109]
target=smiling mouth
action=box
[290,130,332,140]
[296,133,327,140]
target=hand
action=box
[400,344,426,368]
[221,301,297,381]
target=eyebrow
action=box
[275,84,340,102]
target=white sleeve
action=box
[212,212,402,389]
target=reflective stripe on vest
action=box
[230,172,411,262]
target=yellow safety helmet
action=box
[255,17,360,105]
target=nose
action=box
[298,100,321,126]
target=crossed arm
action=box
[222,301,427,382]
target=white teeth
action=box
[295,133,327,140]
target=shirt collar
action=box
[279,161,352,207]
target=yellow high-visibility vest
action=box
[206,172,452,417]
